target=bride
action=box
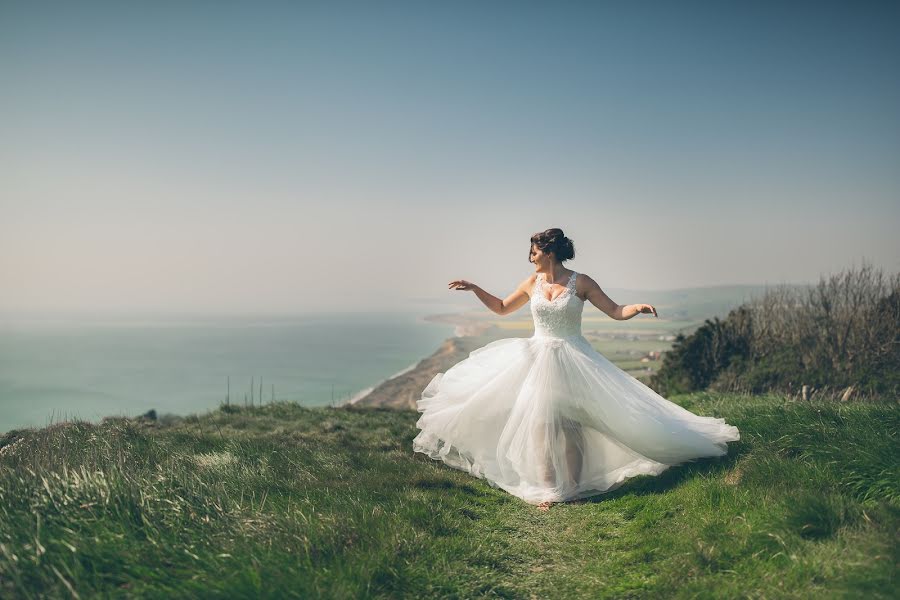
[412,228,740,510]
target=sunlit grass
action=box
[0,393,896,598]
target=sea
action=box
[0,310,459,434]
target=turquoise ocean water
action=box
[0,310,457,434]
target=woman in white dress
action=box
[412,228,740,510]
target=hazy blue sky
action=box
[2,1,898,314]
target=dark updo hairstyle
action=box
[529,228,575,263]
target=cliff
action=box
[353,333,502,410]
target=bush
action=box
[649,305,753,395]
[650,261,899,400]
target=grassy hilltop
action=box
[0,394,897,598]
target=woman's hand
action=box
[448,280,478,292]
[636,303,659,318]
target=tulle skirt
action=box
[412,335,740,505]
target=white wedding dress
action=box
[412,270,740,505]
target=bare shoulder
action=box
[520,273,539,297]
[577,272,599,287]
[575,272,600,289]
[575,272,600,299]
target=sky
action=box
[2,1,898,315]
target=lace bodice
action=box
[530,270,584,338]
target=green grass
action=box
[1,393,897,598]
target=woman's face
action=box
[529,244,552,269]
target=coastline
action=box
[343,359,421,406]
[419,311,497,337]
[346,310,503,410]
[345,306,673,409]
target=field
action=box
[1,393,896,598]
[484,314,688,383]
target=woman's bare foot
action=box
[537,500,553,511]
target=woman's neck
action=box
[544,264,570,284]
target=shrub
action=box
[650,261,899,400]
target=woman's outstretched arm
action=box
[581,274,658,320]
[448,274,536,316]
